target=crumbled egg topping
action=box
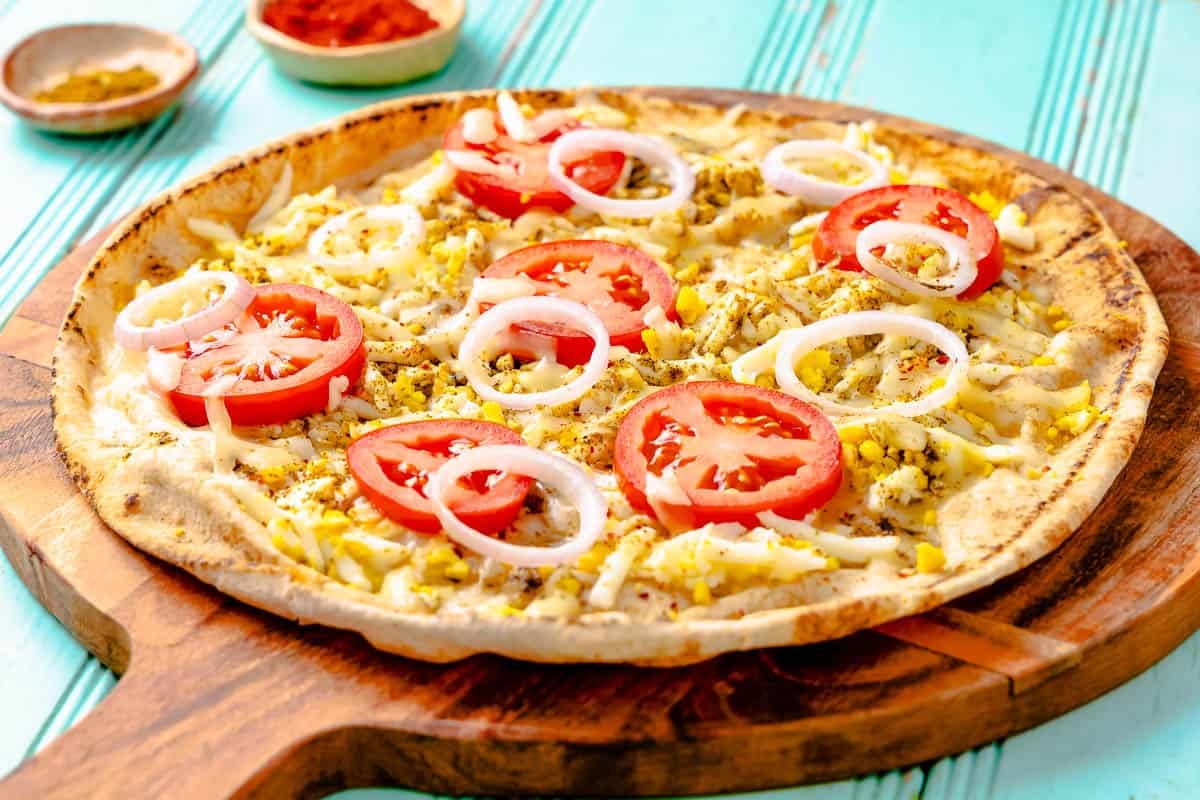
[95,101,1097,624]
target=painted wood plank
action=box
[1071,0,1158,190]
[984,4,1200,795]
[545,0,781,89]
[794,0,876,100]
[1118,0,1200,250]
[841,0,1065,150]
[990,630,1200,800]
[1025,0,1111,169]
[0,0,244,326]
[0,530,88,777]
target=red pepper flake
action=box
[935,354,949,364]
[263,0,438,48]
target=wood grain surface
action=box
[0,90,1198,799]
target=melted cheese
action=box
[89,101,1105,621]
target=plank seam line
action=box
[1074,0,1156,189]
[21,656,90,760]
[756,0,829,95]
[1026,0,1105,166]
[521,0,592,87]
[742,0,791,90]
[495,0,565,87]
[36,657,114,758]
[488,0,544,87]
[1024,0,1075,155]
[1065,1,1117,174]
[790,0,843,95]
[1102,0,1160,193]
[830,0,877,100]
[983,740,1002,800]
[26,658,113,758]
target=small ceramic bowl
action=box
[0,23,199,135]
[245,0,465,86]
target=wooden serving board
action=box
[1,90,1199,800]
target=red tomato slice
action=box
[812,185,1004,299]
[481,240,676,366]
[168,284,366,426]
[347,419,531,534]
[614,381,843,529]
[443,116,625,219]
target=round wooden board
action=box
[1,89,1199,800]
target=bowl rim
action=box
[244,0,466,59]
[0,22,200,123]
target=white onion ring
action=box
[461,108,498,144]
[429,444,606,567]
[547,129,695,218]
[497,91,537,143]
[760,140,889,206]
[458,297,609,410]
[774,311,969,417]
[856,221,977,297]
[114,271,254,351]
[307,204,424,275]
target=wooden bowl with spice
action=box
[0,23,199,135]
[246,0,465,86]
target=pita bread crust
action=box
[52,90,1168,665]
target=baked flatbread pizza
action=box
[52,90,1167,664]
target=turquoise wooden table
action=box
[2,1,1198,797]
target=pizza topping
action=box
[443,111,625,219]
[91,105,1095,624]
[496,90,538,143]
[428,444,607,567]
[773,311,969,417]
[644,523,829,593]
[614,382,843,528]
[996,203,1037,250]
[461,108,498,145]
[307,203,425,275]
[760,139,889,206]
[443,149,519,180]
[480,240,675,365]
[146,348,186,393]
[247,162,294,233]
[547,128,695,218]
[457,296,610,410]
[855,221,978,297]
[167,283,366,426]
[758,510,900,564]
[813,184,1004,299]
[114,271,255,351]
[347,420,530,534]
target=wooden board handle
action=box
[0,640,350,800]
